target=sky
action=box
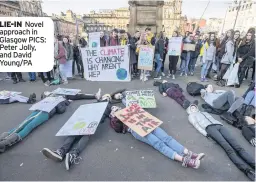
[42,0,232,19]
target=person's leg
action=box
[40,73,47,83]
[79,59,84,78]
[242,126,255,147]
[219,126,255,169]
[172,56,179,75]
[46,71,52,81]
[227,97,244,114]
[16,72,23,81]
[244,91,255,106]
[28,73,32,80]
[212,91,235,109]
[206,125,252,173]
[11,72,18,83]
[161,53,166,73]
[180,59,186,75]
[10,95,29,103]
[66,93,96,100]
[204,61,212,79]
[185,53,191,75]
[239,66,248,85]
[201,62,207,80]
[155,54,162,76]
[59,64,67,82]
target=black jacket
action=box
[159,82,183,94]
[237,41,255,61]
[48,100,70,118]
[155,38,165,59]
[191,41,202,59]
[100,37,107,47]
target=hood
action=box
[186,104,199,115]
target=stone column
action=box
[128,1,137,35]
[156,1,164,34]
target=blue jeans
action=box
[201,60,212,78]
[244,91,255,107]
[181,52,191,74]
[9,111,49,139]
[28,72,36,81]
[130,127,185,160]
[189,57,197,73]
[155,54,162,74]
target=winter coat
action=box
[181,37,195,60]
[120,38,128,46]
[48,99,70,118]
[159,82,183,94]
[186,105,223,137]
[63,43,73,61]
[129,37,138,64]
[108,36,120,46]
[100,36,107,47]
[191,41,202,59]
[220,40,234,64]
[202,42,216,63]
[155,38,165,59]
[200,89,226,107]
[55,43,67,64]
[237,40,255,64]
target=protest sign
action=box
[115,104,163,137]
[81,46,131,82]
[63,60,73,78]
[56,102,108,136]
[29,96,65,113]
[126,90,156,108]
[183,44,196,51]
[138,46,155,71]
[168,37,183,56]
[89,32,100,48]
[0,90,21,99]
[52,88,81,96]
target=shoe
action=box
[204,78,209,82]
[154,76,162,80]
[192,100,199,106]
[220,112,237,125]
[180,73,183,77]
[19,79,26,82]
[63,81,68,85]
[161,72,165,77]
[182,156,200,169]
[13,80,18,84]
[182,100,191,109]
[244,105,254,117]
[42,148,64,162]
[201,78,205,82]
[185,73,188,77]
[187,151,205,160]
[246,169,255,181]
[235,84,240,88]
[44,81,50,86]
[143,77,148,82]
[27,93,36,104]
[95,88,102,101]
[65,153,82,171]
[5,76,11,80]
[0,132,9,141]
[172,75,175,80]
[191,72,194,76]
[0,133,21,153]
[167,73,171,78]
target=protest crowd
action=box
[0,26,255,181]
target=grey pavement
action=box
[0,69,254,181]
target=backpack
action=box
[110,117,124,133]
[186,82,205,96]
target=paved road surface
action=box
[0,71,254,181]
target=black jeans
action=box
[206,125,255,173]
[60,135,90,156]
[217,63,229,80]
[40,72,52,83]
[169,56,179,74]
[11,72,22,82]
[161,53,167,72]
[72,58,82,75]
[66,94,96,100]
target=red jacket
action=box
[55,43,67,64]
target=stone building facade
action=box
[0,1,20,17]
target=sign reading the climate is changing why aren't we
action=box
[0,17,54,72]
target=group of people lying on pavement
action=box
[0,82,255,180]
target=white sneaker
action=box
[95,88,101,100]
[172,75,175,80]
[185,73,188,77]
[180,73,183,76]
[44,81,50,86]
[63,81,68,85]
[161,72,165,77]
[143,77,148,82]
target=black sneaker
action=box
[19,79,26,82]
[182,100,191,109]
[13,80,18,84]
[27,93,36,104]
[65,153,81,171]
[192,100,199,106]
[220,112,237,125]
[246,169,255,181]
[42,148,64,162]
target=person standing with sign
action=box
[62,36,74,81]
[108,29,120,46]
[109,106,205,169]
[154,32,165,80]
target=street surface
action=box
[0,68,254,181]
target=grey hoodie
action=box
[186,104,223,137]
[220,40,234,64]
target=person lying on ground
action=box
[42,100,112,171]
[100,89,126,104]
[109,106,205,169]
[0,91,36,104]
[154,80,198,109]
[242,115,255,147]
[186,104,255,181]
[0,97,70,153]
[200,84,244,124]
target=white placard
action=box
[56,102,108,136]
[89,32,100,48]
[29,96,65,113]
[0,90,22,99]
[52,88,81,96]
[62,60,73,78]
[81,46,131,82]
[168,37,183,56]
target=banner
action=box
[183,44,196,51]
[29,96,66,113]
[89,32,100,48]
[0,90,21,99]
[168,37,183,56]
[138,46,155,71]
[126,90,156,108]
[56,102,108,136]
[81,46,131,82]
[52,88,81,96]
[115,104,163,137]
[62,60,73,78]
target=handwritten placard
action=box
[183,44,196,51]
[56,102,108,136]
[0,90,21,99]
[115,104,162,137]
[138,46,155,71]
[168,37,183,56]
[81,46,131,82]
[126,90,156,108]
[89,32,100,48]
[29,96,65,113]
[52,88,81,96]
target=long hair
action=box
[79,38,87,48]
[240,31,255,46]
[223,29,235,44]
[173,31,179,37]
[157,31,164,40]
[207,33,216,47]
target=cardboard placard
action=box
[168,37,183,56]
[183,44,196,51]
[0,90,21,99]
[29,96,66,113]
[52,88,81,96]
[81,46,131,82]
[126,90,156,108]
[138,46,155,71]
[89,32,100,48]
[115,104,163,137]
[56,102,108,136]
